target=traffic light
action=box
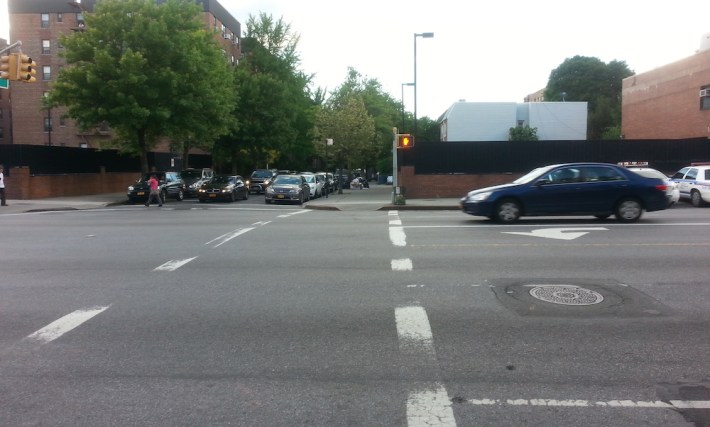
[17,54,37,82]
[397,133,414,148]
[0,54,18,81]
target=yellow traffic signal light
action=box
[397,134,414,148]
[0,54,18,81]
[17,54,37,82]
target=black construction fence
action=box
[400,138,710,175]
[0,145,212,175]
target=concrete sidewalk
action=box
[0,184,462,214]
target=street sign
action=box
[0,78,8,89]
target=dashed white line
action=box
[396,306,456,426]
[392,258,413,271]
[390,226,407,247]
[25,306,110,343]
[154,257,198,271]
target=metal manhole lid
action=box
[528,284,604,306]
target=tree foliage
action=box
[509,125,539,141]
[545,56,633,140]
[315,68,401,175]
[46,0,234,172]
[214,13,316,173]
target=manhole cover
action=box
[528,284,604,306]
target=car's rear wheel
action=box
[691,190,705,207]
[494,199,521,223]
[161,189,167,204]
[615,198,643,222]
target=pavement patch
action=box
[490,279,671,318]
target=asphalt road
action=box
[1,198,708,426]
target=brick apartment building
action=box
[621,34,710,140]
[2,0,241,149]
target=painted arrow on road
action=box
[502,227,608,241]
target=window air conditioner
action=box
[700,89,710,97]
[223,34,231,40]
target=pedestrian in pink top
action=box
[145,174,162,207]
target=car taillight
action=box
[656,184,668,191]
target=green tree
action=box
[545,56,633,140]
[314,93,376,176]
[216,13,315,173]
[508,125,539,141]
[320,68,401,176]
[46,0,234,172]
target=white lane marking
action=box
[395,306,435,356]
[206,227,255,248]
[467,398,710,409]
[407,385,457,427]
[25,306,110,343]
[390,227,407,247]
[396,306,456,427]
[154,257,198,271]
[252,221,272,226]
[503,227,608,241]
[392,258,413,271]
[390,219,402,226]
[278,210,310,218]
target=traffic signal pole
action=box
[392,127,398,204]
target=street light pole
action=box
[413,32,434,137]
[401,82,414,131]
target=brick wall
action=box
[622,49,710,139]
[5,166,139,199]
[398,166,522,198]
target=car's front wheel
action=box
[494,199,521,223]
[691,190,705,207]
[615,198,643,222]
[176,189,184,201]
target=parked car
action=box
[670,165,710,206]
[300,172,321,198]
[627,167,679,206]
[249,169,278,194]
[127,171,185,204]
[460,162,669,223]
[265,174,310,204]
[198,175,249,203]
[181,168,213,198]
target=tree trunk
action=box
[138,129,149,173]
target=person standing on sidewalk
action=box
[145,174,162,207]
[0,165,7,206]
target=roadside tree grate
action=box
[527,285,604,306]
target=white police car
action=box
[670,164,710,207]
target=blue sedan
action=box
[460,163,669,223]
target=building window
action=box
[43,66,51,81]
[0,126,4,139]
[57,13,63,23]
[44,117,53,132]
[701,86,710,111]
[0,109,3,119]
[42,40,51,54]
[77,13,85,28]
[60,116,66,127]
[41,13,50,28]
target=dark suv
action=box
[127,171,185,204]
[249,169,278,194]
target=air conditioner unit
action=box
[700,89,710,97]
[223,34,231,40]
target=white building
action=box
[439,101,588,141]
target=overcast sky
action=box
[3,0,708,120]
